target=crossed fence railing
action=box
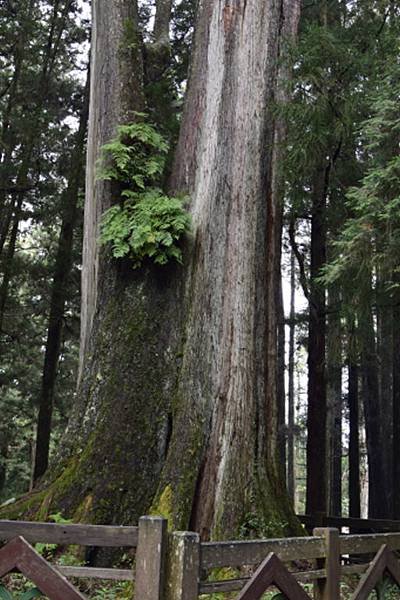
[1,516,400,599]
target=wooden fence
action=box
[2,517,400,598]
[0,517,166,598]
[298,513,400,533]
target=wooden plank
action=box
[313,528,340,600]
[340,532,400,555]
[327,516,400,531]
[350,545,389,600]
[295,569,327,582]
[341,564,369,576]
[201,536,325,569]
[57,566,134,581]
[199,578,250,594]
[0,536,86,599]
[198,570,328,594]
[0,520,138,547]
[236,553,312,600]
[298,514,400,532]
[351,545,400,600]
[134,516,168,600]
[165,531,200,600]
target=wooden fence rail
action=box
[2,517,400,598]
[298,513,400,533]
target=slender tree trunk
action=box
[327,289,342,516]
[348,359,360,519]
[0,198,22,334]
[277,272,286,479]
[361,299,389,518]
[376,289,393,514]
[0,432,9,498]
[33,71,90,483]
[153,0,173,45]
[393,290,400,518]
[287,247,296,505]
[270,0,301,488]
[306,167,327,516]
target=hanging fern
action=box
[98,115,190,268]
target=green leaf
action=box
[20,589,44,600]
[0,585,14,600]
[98,118,191,268]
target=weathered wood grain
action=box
[350,545,400,600]
[313,527,340,600]
[340,533,400,555]
[134,516,167,600]
[236,553,312,600]
[298,514,400,532]
[0,536,86,599]
[165,531,200,600]
[57,566,134,581]
[199,570,328,594]
[0,520,138,547]
[201,536,326,569]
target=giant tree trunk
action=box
[6,0,301,539]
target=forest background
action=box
[0,0,400,537]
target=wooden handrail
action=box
[0,520,138,547]
[201,536,325,569]
[298,514,400,531]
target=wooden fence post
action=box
[135,516,168,600]
[313,527,340,600]
[164,531,200,600]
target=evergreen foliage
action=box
[323,63,400,287]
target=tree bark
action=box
[376,287,393,514]
[153,0,173,46]
[277,272,286,480]
[306,167,327,516]
[0,198,22,335]
[78,0,145,383]
[393,289,400,518]
[270,0,301,490]
[327,288,342,516]
[361,298,389,518]
[33,71,90,483]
